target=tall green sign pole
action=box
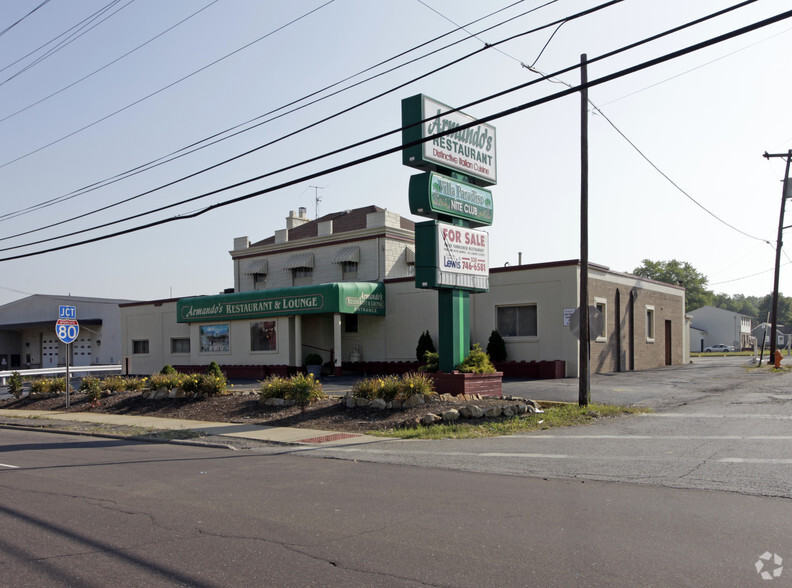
[402,95,496,372]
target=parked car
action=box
[704,344,733,353]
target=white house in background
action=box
[689,324,707,353]
[688,305,753,351]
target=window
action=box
[292,267,312,286]
[200,324,230,353]
[171,338,190,354]
[594,298,607,341]
[132,340,149,354]
[497,304,537,337]
[341,261,358,281]
[253,273,267,289]
[345,314,359,333]
[250,321,277,352]
[646,306,655,341]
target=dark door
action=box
[665,320,672,365]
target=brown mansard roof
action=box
[251,205,414,247]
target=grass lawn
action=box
[371,402,651,440]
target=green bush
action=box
[31,377,66,395]
[79,376,103,401]
[7,371,23,398]
[351,372,435,401]
[419,351,439,373]
[260,376,293,400]
[160,364,178,375]
[457,343,496,374]
[148,372,185,391]
[486,330,507,363]
[259,374,326,410]
[206,361,224,378]
[123,377,147,392]
[102,375,127,394]
[199,373,228,396]
[400,371,435,398]
[416,330,436,364]
[304,353,323,366]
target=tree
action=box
[632,259,714,311]
[416,330,436,364]
[486,330,507,362]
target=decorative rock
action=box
[403,394,425,408]
[442,409,460,422]
[484,405,502,418]
[264,397,286,406]
[525,405,536,414]
[391,399,403,409]
[515,403,528,415]
[502,406,514,417]
[525,399,542,410]
[421,413,442,426]
[345,396,357,408]
[466,404,484,419]
[370,398,387,409]
[459,406,472,418]
[356,397,371,407]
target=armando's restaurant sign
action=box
[177,282,385,323]
[402,94,497,187]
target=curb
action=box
[0,422,239,450]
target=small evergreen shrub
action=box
[206,361,224,378]
[457,343,496,374]
[486,330,507,363]
[7,371,23,398]
[160,364,178,375]
[416,330,436,364]
[419,351,439,373]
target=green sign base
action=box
[438,289,470,372]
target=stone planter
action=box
[431,371,503,397]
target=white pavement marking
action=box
[642,413,792,420]
[0,463,20,469]
[719,458,792,464]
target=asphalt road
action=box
[1,426,789,587]
[301,357,792,498]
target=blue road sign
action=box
[56,319,79,344]
[59,305,77,319]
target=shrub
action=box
[206,361,224,378]
[31,378,52,395]
[419,351,439,373]
[401,371,434,398]
[199,373,228,396]
[304,353,323,366]
[160,364,178,375]
[486,330,507,363]
[102,375,127,394]
[79,376,103,402]
[124,377,147,392]
[457,343,496,374]
[260,376,293,400]
[289,372,326,411]
[8,371,23,398]
[416,330,436,364]
[351,378,380,400]
[148,372,185,391]
[259,374,326,410]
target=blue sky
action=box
[0,0,790,308]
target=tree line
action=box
[632,259,792,325]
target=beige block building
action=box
[120,205,686,377]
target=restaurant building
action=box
[120,206,687,377]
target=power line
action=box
[0,0,546,223]
[0,0,52,38]
[0,0,133,86]
[0,0,220,124]
[0,0,609,239]
[2,6,790,262]
[0,0,336,169]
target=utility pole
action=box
[309,185,325,219]
[579,54,590,406]
[762,150,792,364]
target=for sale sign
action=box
[414,220,489,291]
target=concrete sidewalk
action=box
[0,409,392,447]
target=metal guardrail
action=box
[0,365,122,385]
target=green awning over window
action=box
[177,282,385,323]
